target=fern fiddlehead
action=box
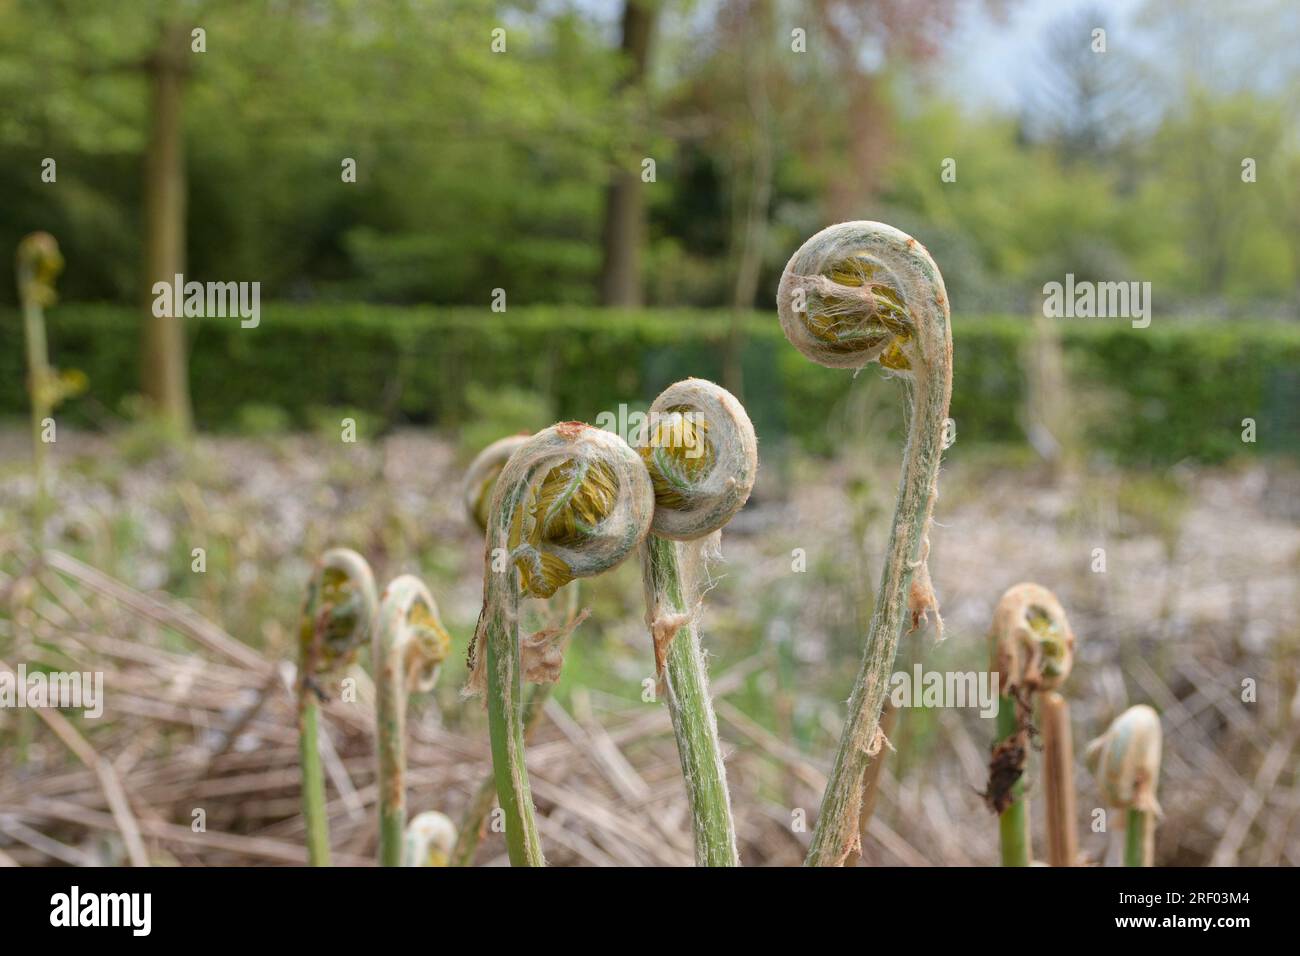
[297,547,378,866]
[984,583,1076,866]
[454,433,581,866]
[467,422,654,866]
[636,378,756,866]
[15,233,83,545]
[776,221,953,866]
[402,811,458,867]
[1087,704,1162,867]
[375,574,452,866]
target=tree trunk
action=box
[141,23,192,434]
[597,0,655,307]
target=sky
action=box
[938,0,1148,109]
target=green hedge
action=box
[1,304,1296,464]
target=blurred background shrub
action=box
[1,304,1295,464]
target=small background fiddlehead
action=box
[296,547,377,866]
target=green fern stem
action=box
[473,423,653,866]
[298,697,330,866]
[634,378,755,866]
[375,575,451,866]
[451,587,576,867]
[996,699,1031,866]
[1124,808,1153,867]
[482,471,547,867]
[643,534,738,866]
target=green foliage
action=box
[881,92,1300,316]
[0,305,1295,465]
[112,396,187,466]
[1113,473,1190,553]
[458,383,555,458]
[0,0,621,306]
[234,402,292,436]
[1065,321,1300,464]
[2,1,1294,320]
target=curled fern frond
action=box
[402,811,458,867]
[985,583,1077,866]
[1087,704,1163,867]
[777,221,949,375]
[778,222,953,867]
[296,547,378,867]
[16,231,63,307]
[991,583,1076,695]
[1087,705,1163,815]
[635,378,756,866]
[473,422,653,866]
[638,377,757,542]
[489,423,654,601]
[375,574,452,866]
[457,435,586,867]
[298,548,379,690]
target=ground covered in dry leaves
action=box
[0,426,1296,866]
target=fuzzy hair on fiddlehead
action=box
[503,425,655,598]
[777,222,949,375]
[468,424,652,609]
